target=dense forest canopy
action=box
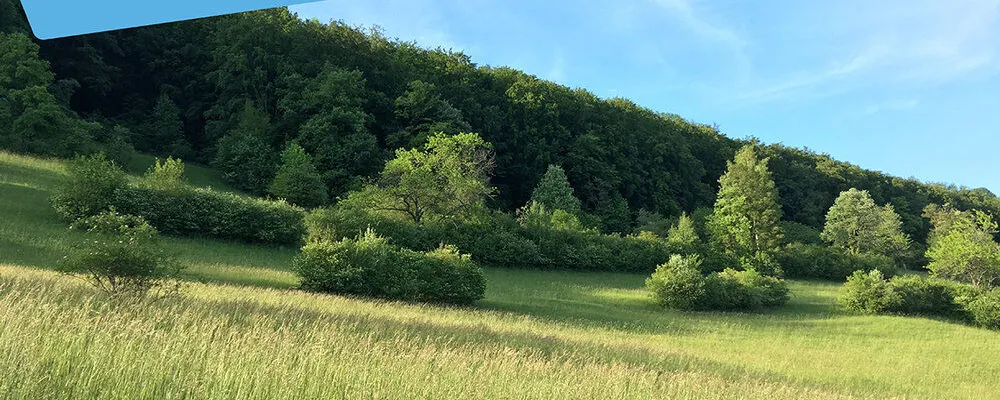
[2,2,999,244]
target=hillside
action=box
[2,150,1000,399]
[2,2,999,246]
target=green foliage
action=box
[647,255,789,312]
[634,209,671,237]
[821,188,910,259]
[885,275,968,319]
[360,132,496,224]
[700,268,790,311]
[58,210,181,298]
[143,157,186,192]
[142,92,192,159]
[410,244,487,305]
[282,66,381,198]
[666,213,700,254]
[294,229,485,305]
[646,254,705,310]
[51,153,128,221]
[967,289,1000,330]
[268,143,328,208]
[707,144,783,269]
[51,156,306,245]
[925,207,1000,288]
[780,221,823,245]
[838,270,900,314]
[0,33,98,157]
[98,125,138,167]
[528,165,582,215]
[111,185,306,246]
[777,243,899,281]
[306,201,675,273]
[389,80,471,149]
[213,102,276,193]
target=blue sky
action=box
[289,0,1000,192]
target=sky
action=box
[289,0,1000,192]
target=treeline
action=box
[2,2,999,245]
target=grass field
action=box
[1,150,999,399]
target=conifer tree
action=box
[528,164,581,215]
[707,144,783,272]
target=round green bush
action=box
[967,289,1000,330]
[838,270,900,314]
[646,254,705,310]
[294,229,486,305]
[887,275,967,319]
[51,153,128,221]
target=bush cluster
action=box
[646,254,790,312]
[838,271,1000,329]
[52,154,306,246]
[305,205,677,273]
[778,243,899,281]
[294,229,485,305]
[58,210,182,299]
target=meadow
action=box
[2,150,1000,399]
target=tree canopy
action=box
[707,144,784,268]
[822,188,910,259]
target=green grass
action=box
[1,150,999,399]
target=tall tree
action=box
[528,164,581,215]
[0,33,97,157]
[357,132,495,224]
[707,144,784,269]
[925,207,1000,287]
[143,91,192,158]
[821,188,910,259]
[389,80,471,150]
[213,102,276,193]
[280,66,381,198]
[268,143,328,208]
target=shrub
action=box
[646,255,705,310]
[966,289,1000,330]
[738,252,783,277]
[701,268,789,311]
[838,270,900,314]
[410,244,486,305]
[52,157,306,246]
[294,229,485,305]
[51,153,128,221]
[886,275,967,318]
[143,157,186,192]
[779,243,899,281]
[647,257,789,312]
[295,229,415,300]
[780,221,823,245]
[307,203,675,273]
[112,185,306,246]
[57,210,181,299]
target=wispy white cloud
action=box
[730,0,1000,105]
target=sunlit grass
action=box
[2,150,1000,399]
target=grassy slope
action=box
[1,151,999,399]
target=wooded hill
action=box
[2,2,997,244]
